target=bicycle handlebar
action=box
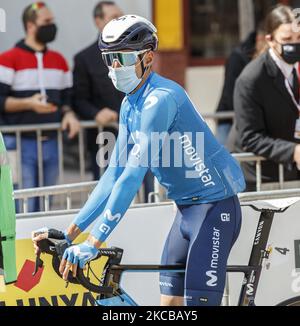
[34,238,123,295]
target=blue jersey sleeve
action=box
[72,108,133,231]
[90,91,178,242]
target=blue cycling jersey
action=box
[73,72,246,242]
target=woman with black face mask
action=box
[232,4,300,191]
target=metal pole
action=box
[37,130,44,211]
[37,131,44,188]
[279,164,285,190]
[78,129,85,183]
[44,195,50,212]
[16,131,22,189]
[98,126,105,178]
[66,193,72,211]
[256,161,262,192]
[58,130,64,185]
[223,275,231,306]
[58,130,64,210]
[23,198,28,214]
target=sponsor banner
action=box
[0,235,106,306]
[1,203,300,306]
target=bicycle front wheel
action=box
[277,297,300,306]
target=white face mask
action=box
[108,65,142,94]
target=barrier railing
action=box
[14,186,300,219]
[3,112,298,211]
[0,112,233,187]
[232,153,289,192]
[202,112,235,122]
[14,176,300,216]
[148,153,291,203]
[0,121,118,189]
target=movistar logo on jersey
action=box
[104,209,122,223]
[206,227,221,287]
[98,210,122,239]
[206,271,218,287]
[179,135,216,186]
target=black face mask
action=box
[280,43,300,64]
[36,23,57,44]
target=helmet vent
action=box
[118,31,131,41]
[131,34,139,42]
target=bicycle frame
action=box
[95,209,276,307]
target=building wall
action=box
[0,0,152,65]
[186,66,225,114]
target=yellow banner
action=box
[0,236,105,306]
[0,275,5,293]
[154,0,183,51]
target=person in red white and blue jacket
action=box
[0,2,80,212]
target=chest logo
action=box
[144,96,158,111]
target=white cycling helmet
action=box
[99,15,158,52]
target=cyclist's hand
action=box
[59,241,99,280]
[32,228,69,255]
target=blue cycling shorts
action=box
[159,196,242,306]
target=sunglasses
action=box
[102,49,149,67]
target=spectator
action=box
[0,2,80,212]
[216,26,266,146]
[73,1,124,180]
[233,5,300,191]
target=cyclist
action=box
[33,15,246,306]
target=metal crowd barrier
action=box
[232,153,288,192]
[202,112,235,122]
[148,153,291,203]
[0,121,118,189]
[0,112,232,188]
[2,112,299,213]
[14,185,300,219]
[14,178,300,216]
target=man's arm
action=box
[0,54,57,114]
[4,96,33,113]
[68,110,133,237]
[4,94,58,114]
[89,91,178,243]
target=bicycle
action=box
[35,197,300,306]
